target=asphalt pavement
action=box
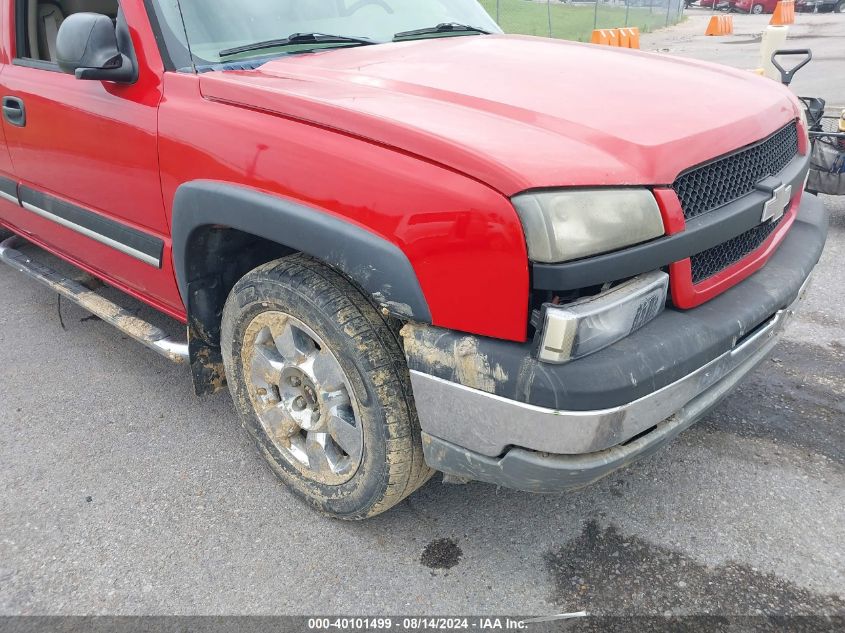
[1,18,844,619]
[642,11,845,108]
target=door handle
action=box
[2,97,26,127]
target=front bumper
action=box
[405,193,829,492]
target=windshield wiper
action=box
[219,32,376,58]
[393,23,490,41]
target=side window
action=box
[14,0,119,67]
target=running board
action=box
[0,235,189,364]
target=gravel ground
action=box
[1,25,844,621]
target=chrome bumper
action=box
[411,273,812,461]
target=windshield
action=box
[151,0,501,69]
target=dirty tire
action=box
[222,254,432,520]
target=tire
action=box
[751,3,765,13]
[835,2,844,12]
[221,253,432,520]
[0,228,12,241]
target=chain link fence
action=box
[479,0,686,42]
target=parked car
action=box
[734,0,780,13]
[796,0,844,12]
[0,0,828,518]
[699,0,734,8]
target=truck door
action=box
[0,0,181,309]
[0,4,19,213]
[0,91,18,213]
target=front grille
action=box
[673,122,799,220]
[690,216,785,284]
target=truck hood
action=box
[199,35,801,195]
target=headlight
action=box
[512,189,665,263]
[536,271,669,364]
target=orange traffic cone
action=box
[771,1,795,26]
[706,16,723,36]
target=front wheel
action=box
[221,254,432,520]
[751,3,765,13]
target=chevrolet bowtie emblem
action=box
[761,183,792,224]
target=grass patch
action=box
[478,0,680,42]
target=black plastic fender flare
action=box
[170,181,431,322]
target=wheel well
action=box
[181,225,407,397]
[172,181,431,327]
[183,226,295,395]
[173,182,432,395]
[185,225,296,349]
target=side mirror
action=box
[56,12,136,83]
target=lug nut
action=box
[290,376,301,387]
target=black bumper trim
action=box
[421,305,785,493]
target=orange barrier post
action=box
[618,27,640,49]
[705,15,733,36]
[706,15,723,36]
[590,27,641,49]
[771,1,795,26]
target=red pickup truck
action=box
[0,0,828,519]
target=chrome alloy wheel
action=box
[242,312,364,485]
